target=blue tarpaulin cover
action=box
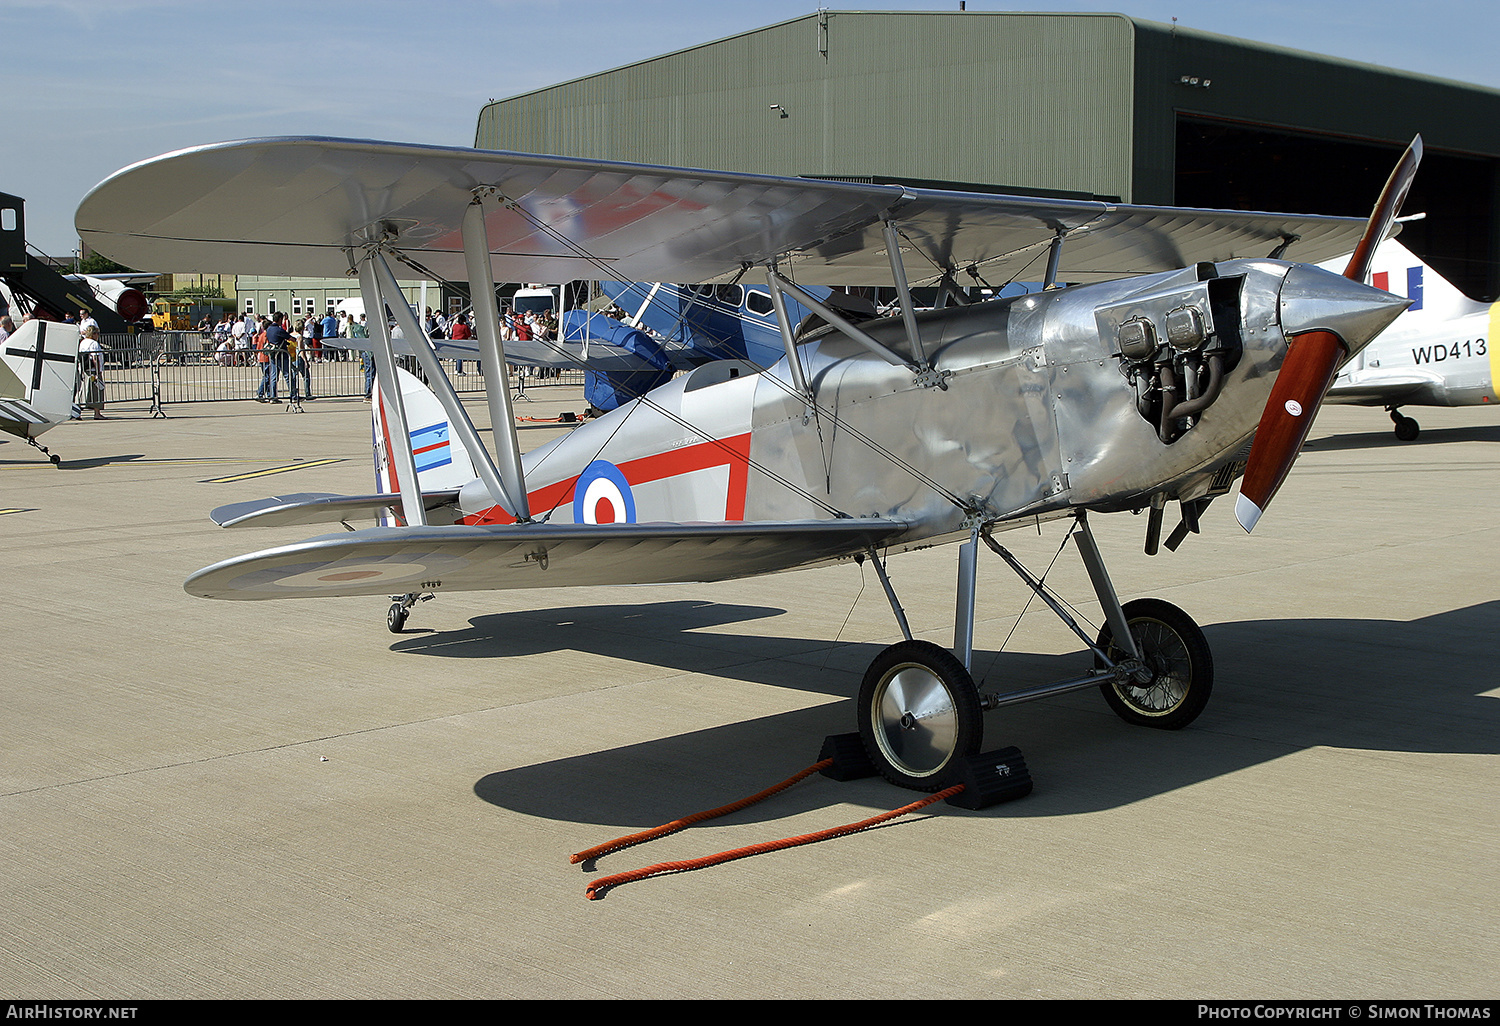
[562,310,674,411]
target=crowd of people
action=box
[6,298,578,415]
[222,309,373,404]
[209,308,360,370]
[226,303,565,403]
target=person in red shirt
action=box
[448,314,474,375]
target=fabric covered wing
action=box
[77,136,1374,289]
[185,518,911,600]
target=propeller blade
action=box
[1343,136,1423,285]
[1236,137,1423,533]
[1235,329,1345,533]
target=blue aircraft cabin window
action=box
[746,290,774,316]
[715,284,743,306]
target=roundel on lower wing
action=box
[573,460,636,525]
[268,561,432,589]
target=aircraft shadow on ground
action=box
[0,451,148,469]
[389,598,1500,827]
[1307,420,1500,452]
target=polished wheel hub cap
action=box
[875,665,959,777]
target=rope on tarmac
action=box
[573,766,965,900]
[570,759,835,866]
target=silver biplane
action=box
[76,136,1418,790]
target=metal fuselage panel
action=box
[464,361,765,525]
[749,302,1061,537]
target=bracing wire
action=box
[400,198,977,517]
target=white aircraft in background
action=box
[1322,239,1497,439]
[1,318,81,465]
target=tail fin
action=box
[370,365,476,525]
[0,320,82,438]
[1326,239,1486,323]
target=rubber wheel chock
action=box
[818,733,878,781]
[943,747,1033,809]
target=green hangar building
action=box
[475,9,1500,300]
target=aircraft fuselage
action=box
[1331,303,1498,408]
[459,258,1406,547]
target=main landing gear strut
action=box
[856,512,1213,791]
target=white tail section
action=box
[370,366,476,525]
[1,320,82,437]
[1323,239,1485,324]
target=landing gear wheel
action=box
[386,602,408,633]
[1394,415,1420,441]
[858,639,983,791]
[1095,598,1212,730]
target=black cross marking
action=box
[4,323,77,392]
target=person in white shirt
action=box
[77,325,105,419]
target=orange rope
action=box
[581,783,966,900]
[571,759,835,865]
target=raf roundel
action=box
[573,460,637,525]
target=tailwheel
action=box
[858,640,983,791]
[1094,598,1213,730]
[1389,407,1420,441]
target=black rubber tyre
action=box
[386,602,408,633]
[1095,598,1213,730]
[1394,416,1420,442]
[858,640,983,791]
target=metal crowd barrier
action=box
[96,333,582,405]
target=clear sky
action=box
[5,0,1496,259]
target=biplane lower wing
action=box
[184,518,913,600]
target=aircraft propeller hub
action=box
[1277,262,1412,356]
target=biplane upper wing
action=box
[184,518,912,600]
[76,136,1375,288]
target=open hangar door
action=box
[1175,116,1499,302]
